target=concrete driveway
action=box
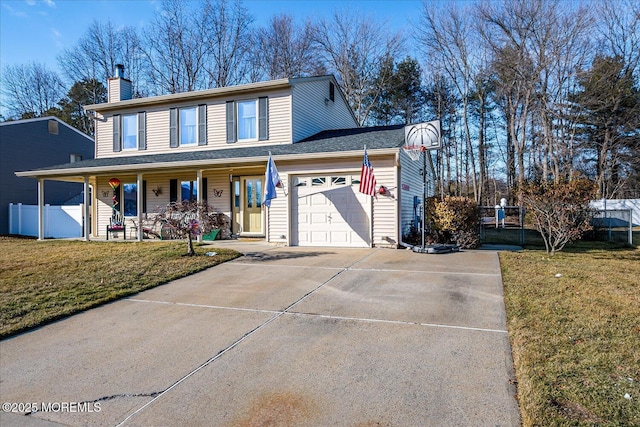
[0,245,521,427]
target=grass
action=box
[0,236,240,339]
[500,242,640,426]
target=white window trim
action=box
[237,99,258,142]
[179,106,198,146]
[122,114,138,150]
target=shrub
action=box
[521,179,596,256]
[427,196,480,249]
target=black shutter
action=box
[170,179,177,202]
[169,108,178,148]
[202,178,208,201]
[138,112,146,150]
[329,82,335,102]
[142,180,147,213]
[226,101,236,143]
[198,104,207,146]
[113,115,121,152]
[258,97,268,141]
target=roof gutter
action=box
[15,147,399,179]
[84,79,292,113]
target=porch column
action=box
[196,169,203,243]
[37,178,44,240]
[83,176,91,241]
[137,173,144,241]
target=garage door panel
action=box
[311,212,329,224]
[293,174,371,247]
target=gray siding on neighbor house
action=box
[0,117,94,234]
[399,148,434,243]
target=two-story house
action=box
[16,69,434,247]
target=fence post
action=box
[45,204,50,238]
[18,203,22,235]
[520,207,525,246]
[628,209,633,245]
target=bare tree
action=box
[141,0,212,94]
[314,9,402,126]
[0,62,66,119]
[58,20,144,93]
[203,0,253,87]
[252,14,324,80]
[418,2,483,202]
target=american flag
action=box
[359,147,376,196]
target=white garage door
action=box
[292,174,371,247]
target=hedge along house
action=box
[16,69,435,247]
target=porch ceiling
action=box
[16,125,405,179]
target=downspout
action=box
[83,176,90,241]
[137,173,143,241]
[196,170,203,243]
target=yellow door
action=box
[242,177,263,234]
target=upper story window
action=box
[238,100,257,140]
[226,97,268,143]
[122,114,138,150]
[170,105,207,148]
[180,107,197,145]
[113,112,146,152]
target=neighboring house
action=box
[1,116,94,235]
[16,70,435,247]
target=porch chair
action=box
[106,211,126,240]
[130,217,161,240]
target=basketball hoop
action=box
[403,144,426,161]
[403,120,441,158]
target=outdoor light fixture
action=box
[152,187,162,197]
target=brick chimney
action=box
[108,64,132,103]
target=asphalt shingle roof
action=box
[22,125,406,175]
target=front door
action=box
[233,176,263,235]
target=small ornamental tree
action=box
[152,200,222,256]
[521,179,596,256]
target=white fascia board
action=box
[84,79,291,113]
[15,147,399,179]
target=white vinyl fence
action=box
[8,203,84,238]
[590,199,640,226]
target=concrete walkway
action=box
[1,243,521,426]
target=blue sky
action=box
[0,0,424,77]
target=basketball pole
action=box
[421,147,426,251]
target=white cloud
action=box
[44,0,55,7]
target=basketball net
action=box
[403,145,426,161]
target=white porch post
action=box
[137,173,143,241]
[37,178,44,240]
[83,176,90,241]
[196,169,203,243]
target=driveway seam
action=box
[117,248,381,426]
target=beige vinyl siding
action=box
[371,158,398,246]
[95,89,293,159]
[95,114,114,158]
[265,172,288,243]
[204,170,232,218]
[291,79,359,143]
